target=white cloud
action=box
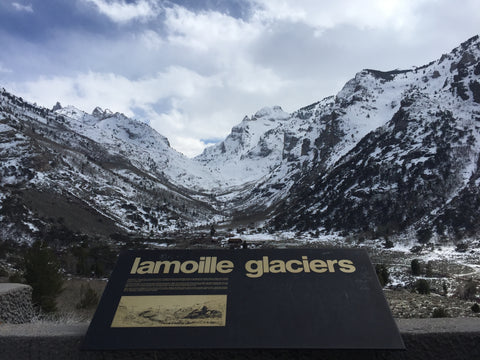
[12,2,33,12]
[7,66,218,113]
[6,67,229,156]
[84,0,159,23]
[164,5,260,53]
[139,30,164,50]
[4,0,480,157]
[6,54,293,157]
[250,0,433,32]
[169,136,211,158]
[226,59,288,94]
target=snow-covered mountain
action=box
[1,35,480,245]
[0,91,220,244]
[270,35,480,241]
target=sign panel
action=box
[82,248,404,350]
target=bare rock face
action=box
[0,283,34,324]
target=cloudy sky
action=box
[1,0,479,157]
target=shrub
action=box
[455,243,469,253]
[425,262,433,277]
[471,303,480,313]
[411,259,421,276]
[432,307,448,318]
[375,264,390,287]
[383,239,394,249]
[442,281,448,295]
[76,284,100,309]
[410,245,422,254]
[458,279,477,300]
[210,224,216,237]
[8,271,24,283]
[0,265,8,277]
[415,279,430,294]
[416,228,432,244]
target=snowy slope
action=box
[195,106,289,185]
[270,35,480,239]
[2,35,480,243]
[0,90,219,244]
[55,106,221,192]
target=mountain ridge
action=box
[1,35,480,246]
[270,35,480,241]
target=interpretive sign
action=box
[82,248,404,350]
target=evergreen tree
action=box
[375,264,390,287]
[24,241,64,313]
[416,228,432,244]
[411,259,421,275]
[415,279,430,295]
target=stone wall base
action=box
[0,283,34,324]
[0,319,479,360]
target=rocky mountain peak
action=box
[51,101,62,112]
[253,106,290,121]
[91,106,104,117]
[92,106,113,118]
[455,34,480,55]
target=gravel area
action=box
[384,289,480,318]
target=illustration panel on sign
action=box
[111,294,227,327]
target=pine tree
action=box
[411,259,421,275]
[24,241,64,313]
